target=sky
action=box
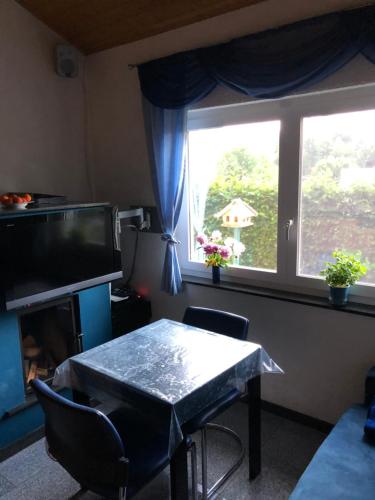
[303,109,375,143]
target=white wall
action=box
[86,0,375,424]
[0,0,90,200]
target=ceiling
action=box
[16,0,268,54]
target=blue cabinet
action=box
[0,312,24,418]
[78,284,112,350]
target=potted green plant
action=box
[320,250,367,306]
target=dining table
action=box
[54,318,282,500]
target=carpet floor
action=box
[0,403,326,499]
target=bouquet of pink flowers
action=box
[197,231,244,267]
[197,230,244,268]
[197,232,231,267]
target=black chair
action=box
[182,306,249,500]
[30,379,170,500]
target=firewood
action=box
[27,361,38,383]
[36,367,49,378]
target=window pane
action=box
[188,121,280,271]
[299,110,375,285]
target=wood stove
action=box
[18,296,82,396]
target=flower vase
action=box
[212,266,220,284]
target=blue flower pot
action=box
[212,266,220,284]
[329,286,350,306]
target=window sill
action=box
[182,274,375,318]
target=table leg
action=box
[170,437,189,500]
[247,375,261,480]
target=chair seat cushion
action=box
[290,405,375,500]
[182,388,241,435]
[108,405,170,498]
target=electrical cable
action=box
[125,228,140,287]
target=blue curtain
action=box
[138,5,375,294]
[142,98,186,295]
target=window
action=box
[188,121,280,272]
[178,85,375,300]
[299,110,375,286]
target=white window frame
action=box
[176,83,375,303]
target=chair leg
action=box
[194,424,245,499]
[201,427,208,500]
[192,424,243,500]
[119,486,127,500]
[205,423,245,499]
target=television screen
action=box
[0,206,122,310]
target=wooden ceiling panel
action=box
[16,0,267,54]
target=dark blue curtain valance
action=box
[138,6,375,109]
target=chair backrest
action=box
[30,379,128,495]
[182,306,249,341]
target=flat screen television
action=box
[0,205,122,310]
